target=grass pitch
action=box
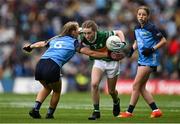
[0,92,180,123]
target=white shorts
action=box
[93,60,120,78]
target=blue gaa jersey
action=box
[41,35,78,67]
[134,22,163,66]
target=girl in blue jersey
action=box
[23,21,121,119]
[119,6,167,118]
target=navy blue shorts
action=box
[138,63,157,72]
[35,58,61,84]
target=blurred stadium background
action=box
[0,0,180,94]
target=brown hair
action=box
[82,20,98,31]
[137,6,150,16]
[60,21,79,36]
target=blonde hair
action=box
[82,20,98,31]
[60,21,79,36]
[137,6,150,16]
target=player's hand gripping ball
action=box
[106,35,126,51]
[108,50,125,61]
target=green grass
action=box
[0,92,180,123]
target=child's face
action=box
[137,9,149,25]
[82,27,96,42]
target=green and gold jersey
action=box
[80,30,115,61]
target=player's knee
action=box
[44,85,51,91]
[132,84,141,91]
[108,90,116,95]
[91,83,99,90]
[52,89,61,93]
[52,86,61,93]
[140,87,147,93]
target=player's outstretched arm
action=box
[23,41,47,52]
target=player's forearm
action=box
[80,47,108,58]
[30,41,47,49]
[115,30,125,42]
[153,37,167,50]
[89,51,108,58]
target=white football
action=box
[106,35,125,51]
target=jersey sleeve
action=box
[133,25,139,41]
[152,25,163,41]
[45,41,50,48]
[133,31,136,41]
